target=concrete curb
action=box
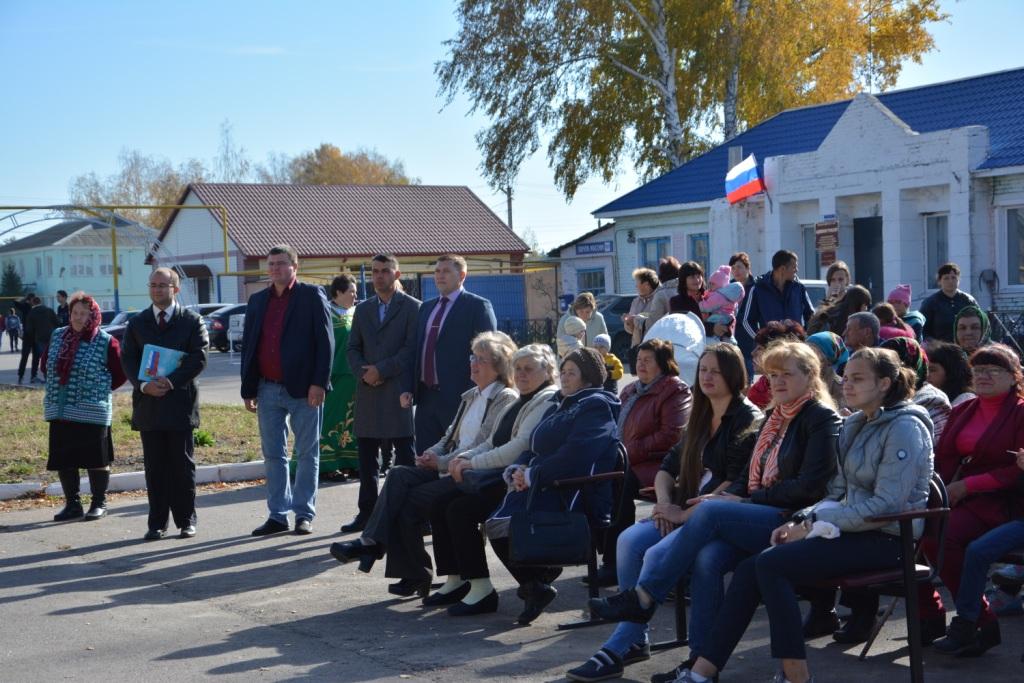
[2,460,265,500]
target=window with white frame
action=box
[925,214,948,284]
[1007,208,1024,286]
[576,268,606,296]
[639,236,671,270]
[688,232,710,275]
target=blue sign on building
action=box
[576,241,614,255]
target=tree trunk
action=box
[723,0,750,142]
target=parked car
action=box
[187,302,229,319]
[207,303,246,352]
[101,310,140,343]
[596,293,636,370]
[801,279,829,308]
[100,310,118,325]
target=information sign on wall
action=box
[576,241,614,255]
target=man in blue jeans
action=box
[241,244,334,536]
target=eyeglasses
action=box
[972,366,1008,378]
[469,354,493,364]
[148,283,172,290]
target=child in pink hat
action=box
[887,284,925,342]
[700,265,745,343]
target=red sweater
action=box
[936,391,1024,523]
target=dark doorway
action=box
[197,277,211,304]
[853,217,884,304]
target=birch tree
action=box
[437,0,946,198]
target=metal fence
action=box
[989,310,1024,357]
[498,318,556,349]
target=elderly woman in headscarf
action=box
[881,336,951,441]
[805,331,847,410]
[40,292,127,521]
[955,305,991,355]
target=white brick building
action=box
[593,69,1024,312]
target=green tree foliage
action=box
[1,261,25,298]
[436,0,946,199]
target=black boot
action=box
[53,469,84,521]
[84,469,109,520]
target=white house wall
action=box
[612,208,710,288]
[155,190,244,303]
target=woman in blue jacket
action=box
[478,347,621,618]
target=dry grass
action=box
[0,386,262,484]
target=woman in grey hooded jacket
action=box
[676,347,934,683]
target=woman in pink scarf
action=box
[41,292,127,521]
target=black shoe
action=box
[622,641,651,665]
[832,610,875,644]
[389,577,431,598]
[582,564,618,588]
[803,606,840,639]
[144,528,166,541]
[84,502,107,521]
[933,616,1000,657]
[423,581,471,607]
[252,519,290,536]
[567,648,624,682]
[340,516,367,533]
[53,501,84,522]
[921,614,948,645]
[960,619,1001,657]
[448,590,498,616]
[329,540,384,573]
[295,518,313,535]
[589,588,657,624]
[517,582,557,625]
[179,525,196,538]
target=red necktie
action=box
[158,310,167,330]
[422,297,449,387]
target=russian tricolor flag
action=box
[725,153,766,204]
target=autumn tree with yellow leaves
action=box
[436,0,947,199]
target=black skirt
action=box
[46,420,114,471]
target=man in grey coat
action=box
[344,253,421,532]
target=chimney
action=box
[728,145,743,169]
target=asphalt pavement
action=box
[1,478,1021,682]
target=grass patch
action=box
[0,387,262,484]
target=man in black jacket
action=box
[241,244,334,537]
[20,295,58,384]
[121,268,209,540]
[920,261,978,343]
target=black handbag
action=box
[509,484,591,567]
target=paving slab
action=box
[1,478,1020,682]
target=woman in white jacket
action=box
[422,344,560,622]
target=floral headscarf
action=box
[880,336,929,389]
[55,294,102,385]
[805,331,848,373]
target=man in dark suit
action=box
[121,267,209,539]
[400,254,497,451]
[241,244,334,537]
[20,295,58,384]
[343,253,420,532]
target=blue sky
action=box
[1,0,1021,251]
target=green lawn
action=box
[0,387,262,483]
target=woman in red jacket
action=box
[919,343,1024,650]
[596,338,691,585]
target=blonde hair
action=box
[760,340,836,410]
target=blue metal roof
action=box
[596,67,1024,215]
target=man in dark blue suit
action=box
[241,244,334,537]
[400,254,497,452]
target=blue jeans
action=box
[603,519,747,656]
[636,500,787,603]
[956,519,1024,622]
[257,380,321,524]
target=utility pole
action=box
[501,185,513,230]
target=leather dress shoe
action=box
[388,577,431,598]
[340,516,367,534]
[252,519,290,536]
[448,590,499,616]
[517,582,557,625]
[295,518,313,535]
[330,540,384,573]
[423,581,471,607]
[84,503,107,521]
[144,528,166,541]
[179,525,197,539]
